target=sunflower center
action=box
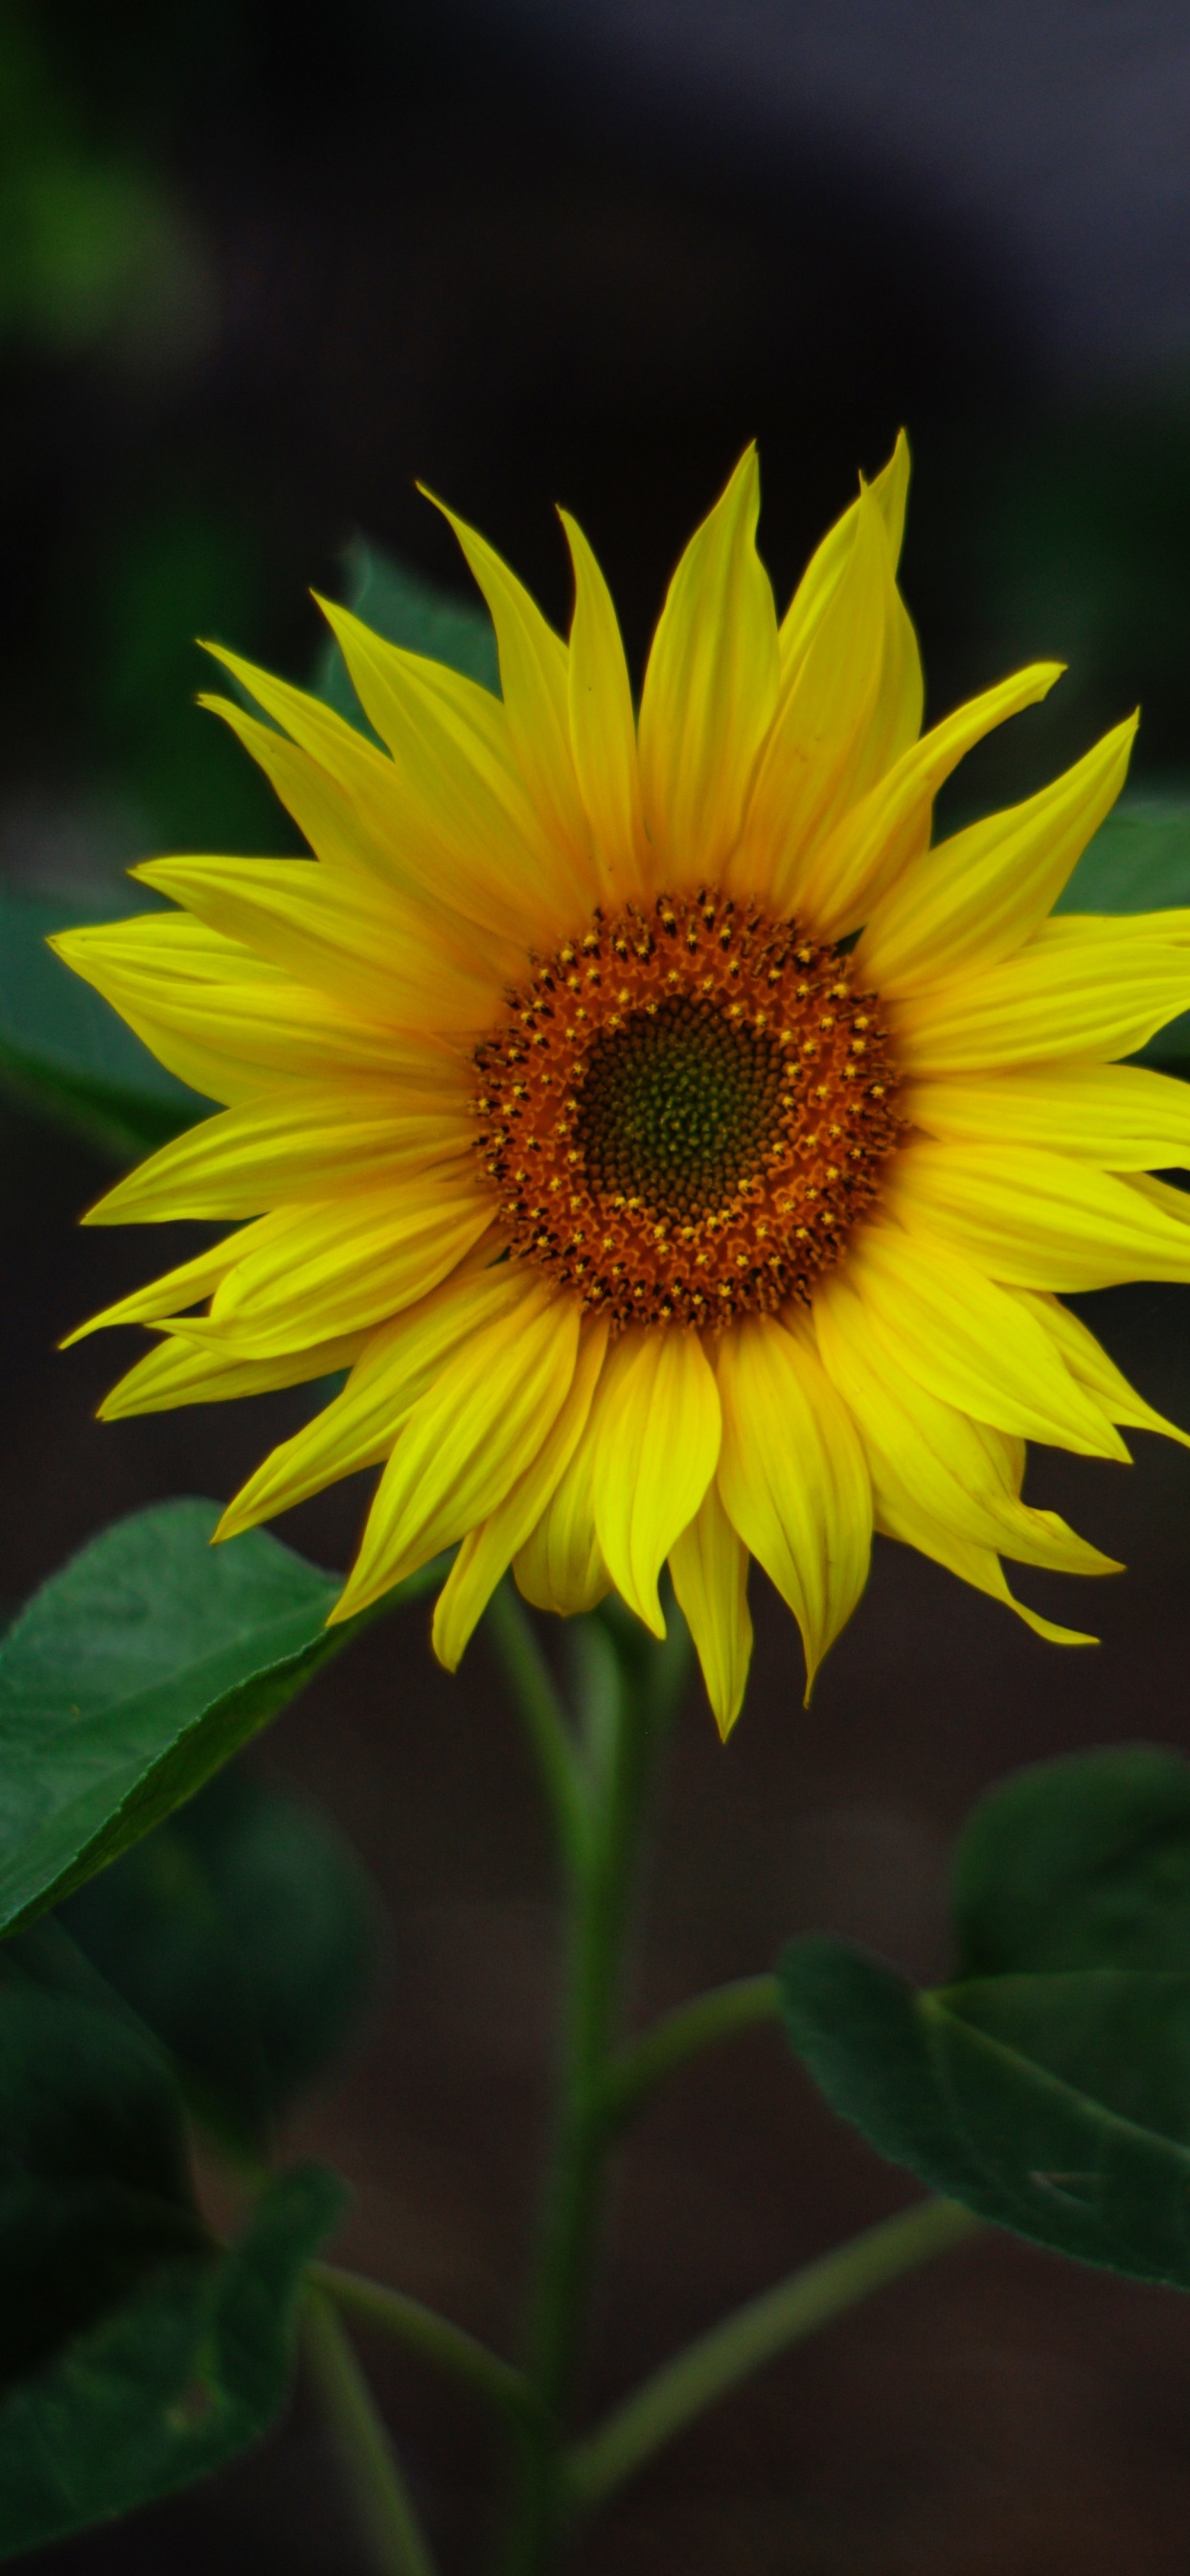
[577,996,787,1223]
[471,889,903,1329]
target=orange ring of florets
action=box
[472,889,904,1329]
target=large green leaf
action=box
[780,1744,1190,2288]
[0,1499,370,1939]
[0,882,204,1159]
[0,2153,343,2562]
[0,1967,200,2387]
[0,1935,345,2556]
[311,535,500,738]
[62,1765,386,2148]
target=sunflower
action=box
[57,441,1190,1734]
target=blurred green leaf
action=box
[0,1500,361,1940]
[780,1744,1190,2289]
[1058,798,1190,1062]
[0,882,205,1159]
[312,535,500,738]
[0,1973,199,2388]
[0,2149,343,2563]
[954,1745,1190,1978]
[62,1766,385,2149]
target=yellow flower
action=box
[56,440,1190,1733]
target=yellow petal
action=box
[82,1085,471,1225]
[1013,1289,1190,1451]
[199,678,524,969]
[560,509,647,901]
[99,1326,368,1419]
[216,1264,531,1539]
[792,662,1063,940]
[637,448,779,889]
[873,1486,1098,1648]
[309,604,578,947]
[847,1225,1127,1456]
[330,1282,582,1619]
[735,486,912,910]
[906,1062,1190,1167]
[857,717,1136,995]
[59,1214,290,1347]
[891,917,1190,1075]
[890,1138,1190,1290]
[812,1272,1118,1578]
[715,1312,871,1698]
[191,1170,492,1356]
[669,1478,753,1739]
[513,1412,611,1617]
[430,1319,609,1668]
[134,854,498,1037]
[591,1327,721,1635]
[50,914,453,1107]
[777,432,911,673]
[426,493,593,867]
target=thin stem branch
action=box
[600,1974,781,2130]
[303,2288,441,2576]
[310,2261,539,2430]
[487,1581,587,1874]
[565,2197,982,2512]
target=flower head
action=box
[57,440,1190,1731]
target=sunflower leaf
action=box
[1058,796,1190,1061]
[0,1498,388,1939]
[953,1744,1190,1978]
[780,1745,1190,2288]
[0,2070,342,2564]
[0,882,205,1159]
[60,1765,386,2150]
[0,1967,202,2390]
[312,535,500,739]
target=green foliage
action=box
[0,2136,341,2558]
[780,1747,1190,2289]
[0,1966,201,2387]
[312,535,500,738]
[62,1765,386,2150]
[0,1498,371,1940]
[953,1744,1190,1976]
[0,1933,344,2556]
[0,2,202,357]
[0,881,203,1161]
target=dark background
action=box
[8,1,1190,2567]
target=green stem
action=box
[600,1974,781,2130]
[303,2287,441,2576]
[565,2197,981,2512]
[310,2261,538,2429]
[487,1581,588,1876]
[497,1606,688,2575]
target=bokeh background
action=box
[8,1,1190,2568]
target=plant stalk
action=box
[310,2260,538,2429]
[600,1973,782,2130]
[303,2287,441,2576]
[496,1608,686,2574]
[487,1582,588,1877]
[565,2196,982,2511]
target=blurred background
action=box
[9,1,1190,2568]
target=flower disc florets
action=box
[472,888,903,1328]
